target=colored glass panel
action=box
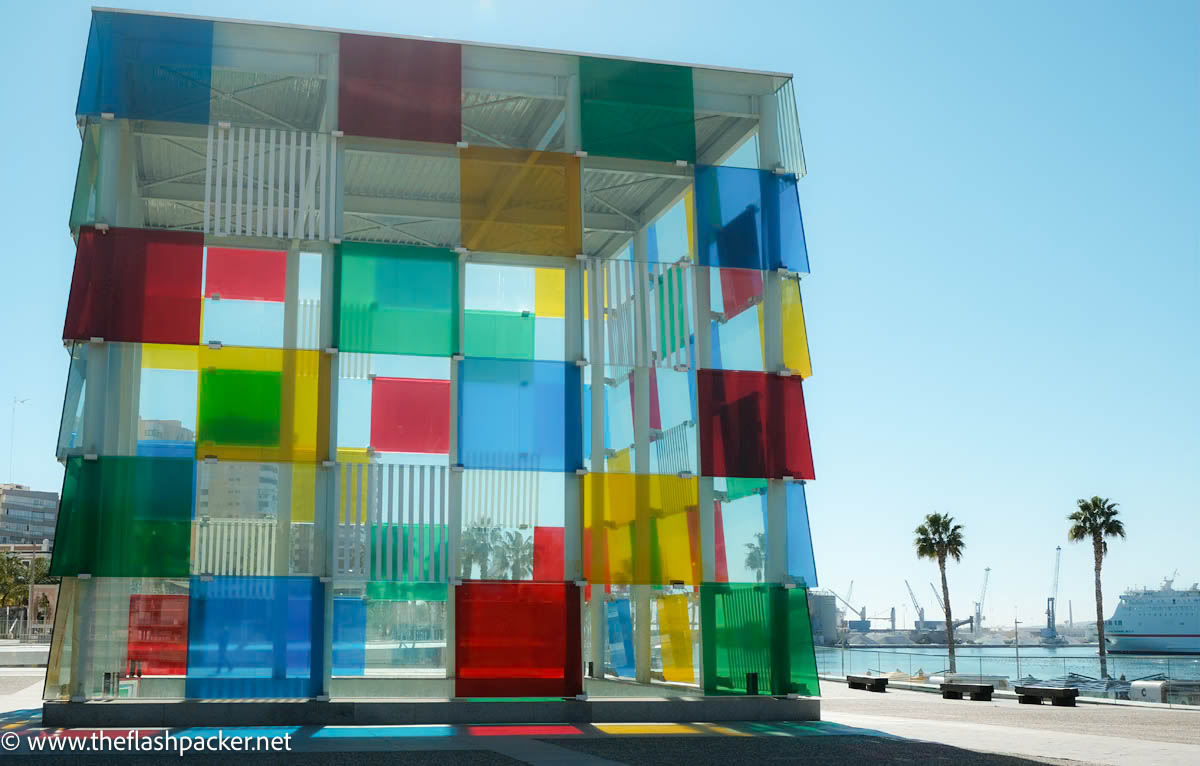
[533,526,564,581]
[127,594,189,676]
[464,310,535,360]
[787,587,820,696]
[335,242,459,356]
[369,524,450,583]
[204,248,286,301]
[719,268,763,322]
[455,581,581,697]
[185,576,323,699]
[366,581,448,602]
[457,358,583,472]
[50,456,193,578]
[370,377,450,453]
[460,146,582,258]
[332,596,367,676]
[534,268,565,318]
[778,277,813,378]
[579,57,696,164]
[338,35,461,143]
[697,369,814,480]
[657,593,694,684]
[606,598,635,677]
[694,166,809,273]
[64,227,204,345]
[583,474,700,585]
[785,482,818,588]
[77,11,213,123]
[195,346,328,462]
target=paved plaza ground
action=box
[1,668,1197,764]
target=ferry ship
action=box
[1105,577,1200,654]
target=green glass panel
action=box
[701,582,792,696]
[197,368,282,447]
[580,57,696,164]
[787,587,821,696]
[335,242,459,356]
[656,267,688,357]
[365,581,448,602]
[369,524,449,583]
[725,478,768,501]
[50,456,193,577]
[463,310,535,359]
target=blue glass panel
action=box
[185,576,323,698]
[457,358,582,472]
[605,599,635,677]
[694,166,809,273]
[137,439,195,458]
[78,11,214,124]
[786,482,818,588]
[332,596,367,676]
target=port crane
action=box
[929,582,974,631]
[904,579,926,629]
[1041,546,1062,641]
[973,568,990,634]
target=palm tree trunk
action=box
[940,555,955,673]
[1093,535,1107,679]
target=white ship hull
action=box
[1107,634,1200,654]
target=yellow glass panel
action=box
[658,593,694,684]
[289,463,318,524]
[607,447,631,473]
[460,146,582,258]
[534,268,565,318]
[195,346,329,462]
[583,473,699,585]
[141,343,199,370]
[756,279,812,379]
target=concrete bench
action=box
[1014,686,1078,707]
[847,675,888,693]
[940,682,993,701]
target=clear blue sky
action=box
[0,0,1195,628]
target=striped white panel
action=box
[598,259,693,370]
[203,128,337,240]
[460,460,540,529]
[334,462,450,582]
[190,518,277,576]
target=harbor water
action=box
[815,646,1200,683]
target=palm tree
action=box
[914,513,965,673]
[744,532,766,582]
[460,518,503,579]
[494,531,534,580]
[1068,496,1125,679]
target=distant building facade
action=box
[0,484,58,546]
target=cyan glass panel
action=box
[457,358,582,472]
[606,598,635,678]
[332,596,366,676]
[201,298,285,349]
[336,378,372,450]
[78,11,214,123]
[185,576,323,699]
[695,166,809,273]
[785,482,817,588]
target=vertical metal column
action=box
[757,94,788,584]
[631,228,652,685]
[587,257,606,679]
[318,242,338,700]
[563,262,584,582]
[446,251,468,684]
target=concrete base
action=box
[43,695,820,728]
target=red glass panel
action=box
[204,247,286,301]
[698,369,815,480]
[127,594,189,676]
[714,501,729,582]
[338,35,461,144]
[628,366,662,431]
[63,227,203,344]
[370,377,450,453]
[532,526,564,581]
[719,268,763,321]
[455,581,582,697]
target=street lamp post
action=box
[1014,617,1022,681]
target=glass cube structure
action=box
[47,9,819,705]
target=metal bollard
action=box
[746,672,759,695]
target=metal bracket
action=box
[83,453,98,462]
[323,347,338,355]
[456,141,469,149]
[207,341,223,350]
